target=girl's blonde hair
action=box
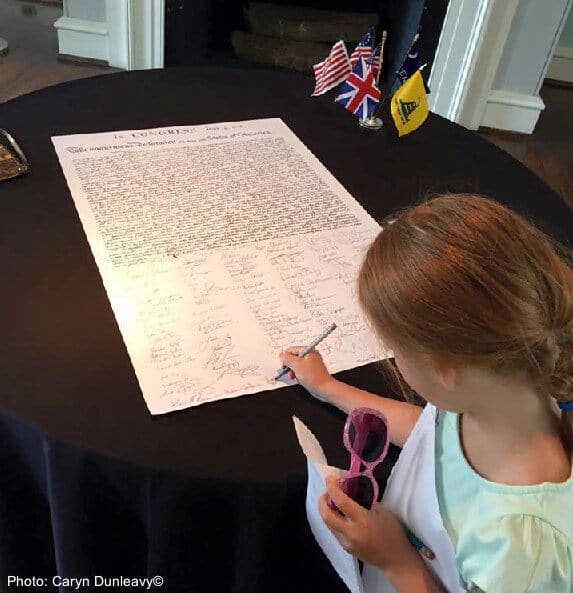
[358,195,573,451]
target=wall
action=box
[65,0,106,22]
[547,7,573,82]
[559,8,573,45]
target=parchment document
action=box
[53,119,388,414]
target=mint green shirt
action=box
[435,409,573,593]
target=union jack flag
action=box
[311,40,351,97]
[350,29,374,69]
[335,57,381,120]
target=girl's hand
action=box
[278,346,335,399]
[318,476,414,571]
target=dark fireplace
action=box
[164,0,448,94]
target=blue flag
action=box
[397,35,421,86]
[396,33,430,93]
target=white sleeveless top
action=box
[363,403,466,593]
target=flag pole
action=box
[376,29,388,87]
[358,30,387,131]
[363,32,420,129]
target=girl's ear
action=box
[432,357,457,391]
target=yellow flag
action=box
[391,70,429,137]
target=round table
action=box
[1,67,571,593]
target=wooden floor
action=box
[479,83,573,210]
[1,0,571,210]
[0,0,118,105]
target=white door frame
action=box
[106,0,164,70]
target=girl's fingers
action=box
[285,346,305,355]
[325,477,364,521]
[318,494,349,533]
[279,347,304,367]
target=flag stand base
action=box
[358,116,383,131]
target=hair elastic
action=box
[557,401,573,411]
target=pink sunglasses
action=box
[330,407,389,512]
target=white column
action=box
[429,0,572,133]
[107,0,164,70]
[481,0,572,133]
[429,0,520,130]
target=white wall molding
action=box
[54,16,109,62]
[429,0,520,130]
[481,90,545,134]
[546,45,573,82]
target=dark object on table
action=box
[0,128,29,181]
[377,0,426,97]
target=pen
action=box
[406,527,435,560]
[274,323,337,380]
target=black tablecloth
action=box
[1,67,571,593]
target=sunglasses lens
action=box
[342,475,375,509]
[348,413,387,463]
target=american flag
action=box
[350,29,374,69]
[335,57,381,120]
[366,42,383,80]
[311,40,351,97]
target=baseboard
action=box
[480,90,545,134]
[54,16,109,62]
[546,45,573,84]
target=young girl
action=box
[279,195,573,593]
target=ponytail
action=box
[551,332,573,452]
